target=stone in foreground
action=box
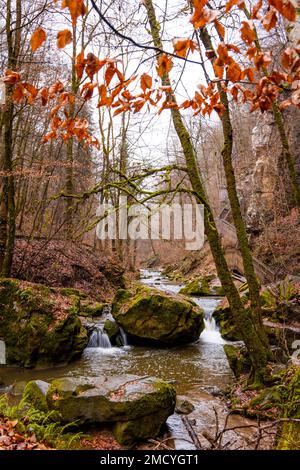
[23,375,176,445]
[112,286,204,345]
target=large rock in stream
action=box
[0,279,88,367]
[23,375,176,445]
[111,286,204,345]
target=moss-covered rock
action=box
[112,286,204,345]
[179,275,221,296]
[79,299,107,317]
[0,279,88,367]
[249,385,282,410]
[23,380,50,412]
[224,344,251,378]
[213,304,243,341]
[104,320,120,344]
[31,375,176,445]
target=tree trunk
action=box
[198,27,268,348]
[0,0,21,276]
[143,0,271,382]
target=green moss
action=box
[179,277,210,296]
[0,278,88,367]
[23,380,50,412]
[60,288,87,299]
[224,344,251,378]
[104,320,119,343]
[213,305,242,341]
[277,367,300,450]
[112,286,204,345]
[79,300,106,317]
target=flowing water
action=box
[0,269,239,449]
[0,269,232,392]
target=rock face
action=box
[0,279,88,367]
[112,287,204,345]
[24,375,176,445]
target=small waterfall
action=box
[88,327,112,348]
[119,327,128,346]
[194,298,226,344]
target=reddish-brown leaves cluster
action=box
[0,415,50,450]
[181,83,224,117]
[173,38,197,58]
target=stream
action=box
[2,269,264,449]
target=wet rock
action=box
[112,286,204,345]
[175,398,195,414]
[213,304,243,341]
[79,299,107,318]
[23,380,50,412]
[224,344,251,378]
[104,319,120,344]
[24,375,176,445]
[202,386,223,397]
[0,279,88,367]
[179,275,223,296]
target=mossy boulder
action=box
[104,320,120,345]
[23,380,50,412]
[224,344,251,378]
[0,279,88,367]
[213,303,242,341]
[23,375,176,445]
[112,286,204,345]
[79,299,107,317]
[179,275,222,296]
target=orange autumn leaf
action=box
[240,21,255,45]
[190,7,218,29]
[213,58,224,79]
[157,54,173,78]
[214,19,225,39]
[61,0,87,25]
[227,62,242,82]
[252,0,263,19]
[85,53,105,80]
[13,84,24,103]
[263,7,278,31]
[3,70,21,84]
[30,28,46,52]
[173,38,197,58]
[225,0,243,12]
[190,0,208,26]
[75,50,86,80]
[268,0,296,22]
[57,29,72,49]
[105,64,116,86]
[140,73,152,92]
